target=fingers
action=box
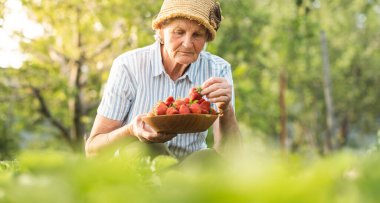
[201,77,232,110]
[202,77,225,89]
[132,115,177,143]
[205,89,231,103]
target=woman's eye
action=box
[174,30,184,35]
[194,33,205,38]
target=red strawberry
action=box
[189,87,203,101]
[154,102,168,115]
[173,99,185,109]
[179,104,191,114]
[200,100,210,114]
[165,96,175,106]
[166,106,179,115]
[196,98,205,104]
[183,97,190,104]
[189,103,202,114]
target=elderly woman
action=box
[85,0,241,159]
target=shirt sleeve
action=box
[97,59,136,121]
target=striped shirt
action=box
[98,41,235,159]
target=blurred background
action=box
[0,0,379,160]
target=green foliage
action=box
[1,0,378,200]
[0,0,379,157]
[209,0,380,151]
[1,0,163,153]
[0,0,5,20]
[1,144,380,202]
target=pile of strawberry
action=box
[148,87,217,116]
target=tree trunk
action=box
[320,30,335,152]
[69,59,85,150]
[68,7,86,151]
[279,68,287,152]
[339,115,349,147]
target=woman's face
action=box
[160,18,208,65]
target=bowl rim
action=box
[143,113,219,118]
[142,113,219,133]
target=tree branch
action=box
[48,47,70,67]
[87,21,124,60]
[88,39,113,59]
[31,87,71,143]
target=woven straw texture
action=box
[152,0,219,41]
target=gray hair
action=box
[154,30,163,44]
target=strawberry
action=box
[189,103,202,114]
[210,108,217,115]
[165,96,175,106]
[196,98,205,104]
[173,99,185,109]
[166,106,179,115]
[189,87,203,101]
[200,100,210,114]
[154,102,168,115]
[179,104,191,114]
[183,97,190,104]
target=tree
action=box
[1,0,379,156]
[0,69,20,159]
[212,0,380,153]
[6,0,161,151]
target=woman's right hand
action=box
[127,114,177,143]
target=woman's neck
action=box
[161,46,190,81]
[164,63,189,81]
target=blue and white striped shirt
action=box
[98,41,235,159]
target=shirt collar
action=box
[150,41,165,77]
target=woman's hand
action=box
[128,114,177,143]
[201,77,232,112]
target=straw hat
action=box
[152,0,222,41]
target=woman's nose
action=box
[182,35,192,47]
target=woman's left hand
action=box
[201,77,232,112]
[128,114,177,143]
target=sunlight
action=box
[0,0,43,68]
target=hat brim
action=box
[152,13,216,41]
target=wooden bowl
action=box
[142,114,218,134]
